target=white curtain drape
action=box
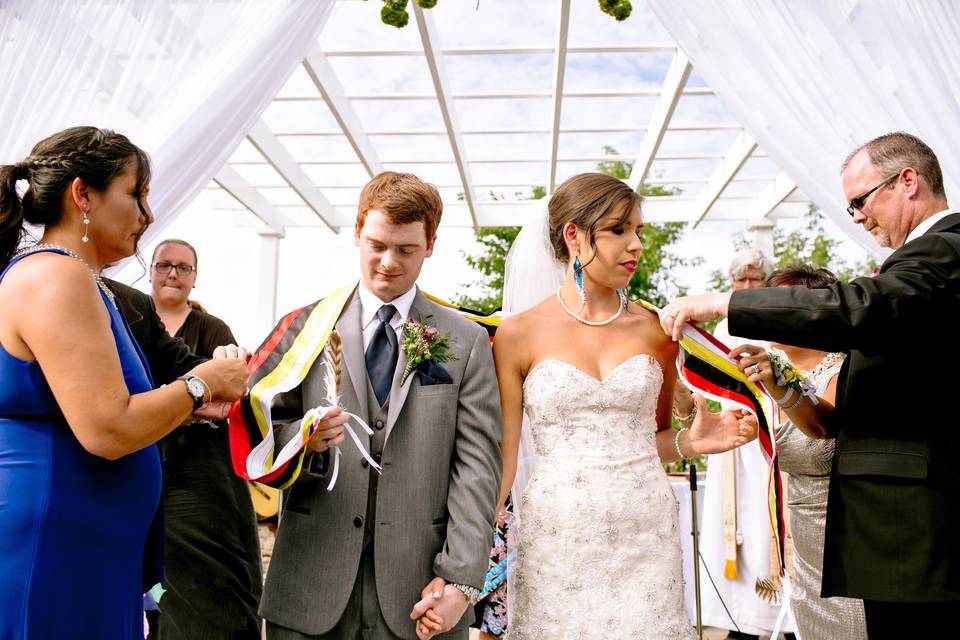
[0,0,334,244]
[648,0,960,257]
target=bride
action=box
[494,173,758,639]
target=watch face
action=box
[186,377,205,400]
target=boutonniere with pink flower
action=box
[399,316,458,385]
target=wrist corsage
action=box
[766,349,818,408]
[399,317,458,385]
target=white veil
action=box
[502,196,565,508]
[502,197,565,623]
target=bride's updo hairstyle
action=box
[548,172,641,267]
[0,126,151,269]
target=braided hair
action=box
[0,126,151,268]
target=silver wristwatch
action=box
[451,582,480,606]
[175,375,208,410]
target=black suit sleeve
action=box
[729,232,960,355]
[105,278,206,385]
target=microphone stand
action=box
[690,462,703,640]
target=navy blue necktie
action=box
[365,304,398,406]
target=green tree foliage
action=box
[457,226,523,314]
[455,187,544,314]
[372,0,631,28]
[707,206,878,290]
[456,147,697,312]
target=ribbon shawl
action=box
[637,299,786,576]
[229,283,356,489]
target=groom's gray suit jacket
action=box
[260,287,502,638]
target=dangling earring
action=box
[81,208,90,243]
[573,255,586,307]
[616,287,628,308]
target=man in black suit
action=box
[659,132,959,639]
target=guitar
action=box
[247,481,280,520]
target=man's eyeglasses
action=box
[846,172,901,217]
[152,262,195,275]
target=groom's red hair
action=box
[356,171,443,239]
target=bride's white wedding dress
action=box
[510,354,694,639]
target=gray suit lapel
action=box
[335,290,369,426]
[384,291,431,441]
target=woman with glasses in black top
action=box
[148,239,263,640]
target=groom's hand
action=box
[411,576,445,639]
[306,406,349,453]
[660,292,732,341]
[410,577,469,639]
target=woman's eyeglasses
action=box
[151,262,195,275]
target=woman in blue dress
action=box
[0,126,249,639]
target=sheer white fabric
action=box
[501,198,566,508]
[510,355,693,639]
[0,0,333,245]
[647,0,960,258]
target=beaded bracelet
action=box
[782,392,804,412]
[774,385,796,408]
[674,428,688,459]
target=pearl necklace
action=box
[13,243,117,308]
[555,287,624,326]
[804,352,844,382]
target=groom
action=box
[258,172,502,639]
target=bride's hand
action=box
[685,395,758,454]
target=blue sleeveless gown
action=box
[0,250,162,639]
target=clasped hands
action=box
[409,577,470,639]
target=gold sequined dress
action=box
[776,357,866,640]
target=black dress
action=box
[157,309,263,639]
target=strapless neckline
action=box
[525,353,661,386]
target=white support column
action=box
[747,218,776,263]
[257,231,281,338]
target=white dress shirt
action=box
[904,208,958,246]
[357,283,417,353]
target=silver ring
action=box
[750,364,760,376]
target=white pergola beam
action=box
[302,53,384,177]
[272,123,741,137]
[414,4,478,229]
[321,44,678,57]
[548,0,572,193]
[226,198,814,229]
[691,131,758,227]
[213,166,284,236]
[751,172,797,219]
[626,51,692,191]
[247,120,338,232]
[273,87,713,101]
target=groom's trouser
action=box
[266,546,399,640]
[266,545,467,640]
